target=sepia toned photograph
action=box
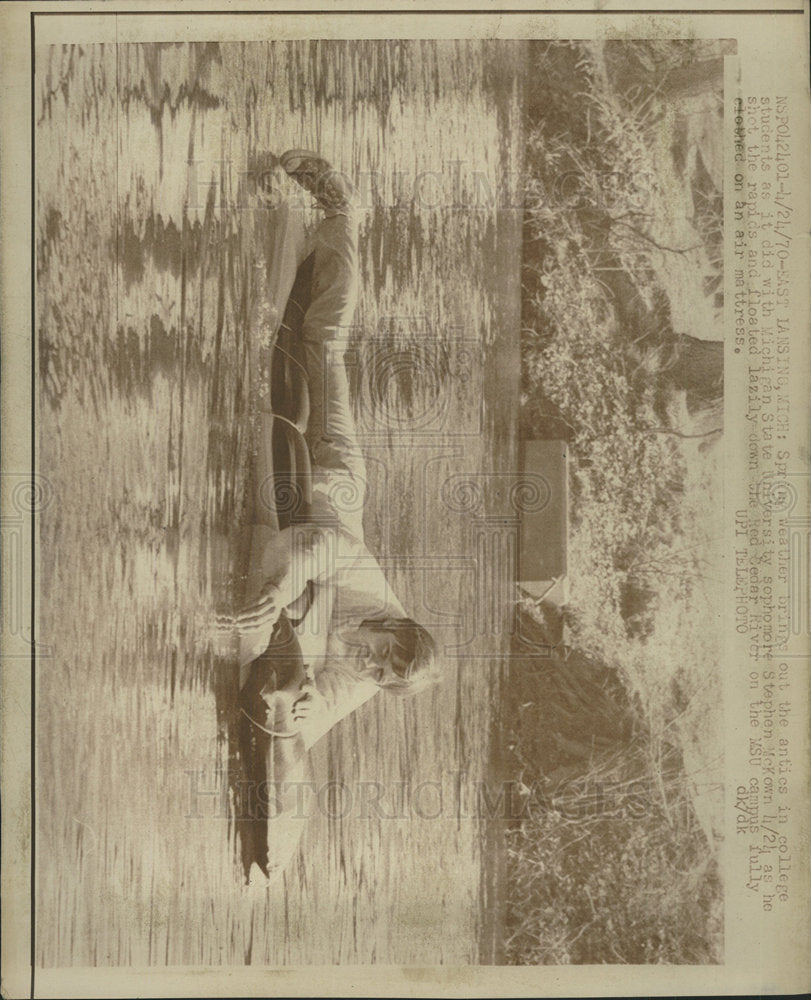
[31,31,732,972]
[3,2,811,996]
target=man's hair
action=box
[359,615,440,696]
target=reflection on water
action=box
[36,39,525,966]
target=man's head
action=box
[349,616,439,695]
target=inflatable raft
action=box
[236,208,318,880]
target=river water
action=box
[36,39,525,966]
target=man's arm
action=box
[273,524,334,609]
[234,521,366,634]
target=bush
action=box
[502,606,723,965]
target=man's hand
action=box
[217,582,282,634]
[292,679,328,724]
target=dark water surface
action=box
[36,39,525,966]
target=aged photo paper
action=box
[1,1,809,997]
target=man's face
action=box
[348,625,401,684]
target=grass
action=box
[504,39,727,964]
[502,606,723,965]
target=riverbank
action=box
[497,39,727,964]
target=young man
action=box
[231,150,439,750]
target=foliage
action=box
[505,785,723,965]
[507,40,726,965]
[502,604,724,965]
[521,37,724,672]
